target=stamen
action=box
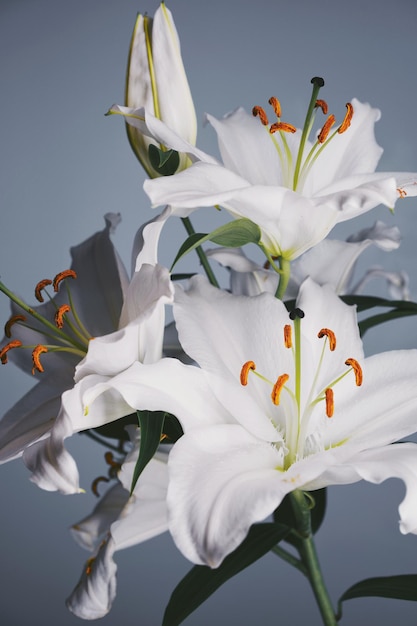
[289,308,305,320]
[0,340,22,364]
[252,105,269,126]
[240,360,256,385]
[338,102,354,134]
[268,96,282,118]
[35,279,52,302]
[54,304,71,329]
[284,324,292,348]
[85,557,95,576]
[53,269,77,292]
[32,344,48,374]
[4,315,26,338]
[270,122,297,134]
[271,373,290,405]
[91,475,110,497]
[325,388,334,417]
[397,188,407,199]
[317,328,336,351]
[345,358,363,386]
[317,114,336,144]
[315,99,328,115]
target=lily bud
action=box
[124,3,197,177]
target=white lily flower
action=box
[142,86,417,259]
[0,214,128,464]
[164,277,417,567]
[208,220,408,299]
[113,3,196,177]
[78,276,417,568]
[67,427,169,619]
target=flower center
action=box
[0,270,93,374]
[252,77,354,193]
[239,308,362,467]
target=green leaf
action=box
[148,145,180,176]
[338,575,417,619]
[162,523,289,626]
[341,295,417,313]
[130,410,166,494]
[359,308,417,335]
[170,219,261,270]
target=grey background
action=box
[1,0,417,624]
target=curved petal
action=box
[321,350,417,450]
[83,359,234,433]
[206,108,283,185]
[167,424,345,567]
[71,483,129,551]
[0,380,65,463]
[311,98,383,192]
[66,536,117,620]
[206,247,278,296]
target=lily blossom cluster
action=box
[2,3,417,624]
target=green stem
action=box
[180,217,219,288]
[275,257,291,300]
[290,490,337,626]
[271,544,307,575]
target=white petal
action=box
[311,98,383,192]
[206,108,283,185]
[71,484,129,551]
[66,536,117,620]
[346,219,401,251]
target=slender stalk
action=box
[271,544,307,575]
[290,490,337,626]
[180,217,220,287]
[275,257,291,300]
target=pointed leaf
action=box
[359,308,417,335]
[130,410,166,494]
[162,523,289,626]
[170,219,261,270]
[338,575,417,619]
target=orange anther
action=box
[325,388,334,417]
[268,96,282,118]
[55,304,71,329]
[271,373,289,405]
[35,279,52,302]
[31,344,48,374]
[4,315,26,338]
[315,99,328,115]
[252,106,269,126]
[397,188,407,199]
[85,557,95,576]
[270,122,297,134]
[0,340,22,364]
[338,102,354,134]
[284,324,292,348]
[240,360,256,385]
[317,114,336,144]
[345,358,363,386]
[317,328,337,351]
[53,269,77,292]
